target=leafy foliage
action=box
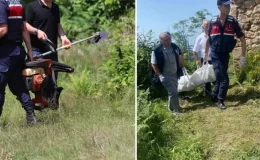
[99,10,135,95]
[137,90,173,160]
[22,0,135,98]
[23,0,135,40]
[137,31,158,89]
[172,9,212,53]
[233,48,260,85]
[137,90,209,160]
[244,49,260,85]
[171,136,208,160]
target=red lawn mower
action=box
[22,31,108,110]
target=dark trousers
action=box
[201,58,213,95]
[211,54,230,102]
[0,46,34,115]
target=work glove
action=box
[239,56,246,67]
[159,74,164,82]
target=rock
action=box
[256,0,260,4]
[231,0,260,67]
[241,22,251,31]
[231,6,238,18]
[233,0,244,6]
[251,14,260,24]
[252,37,260,43]
[238,14,250,23]
[252,44,260,48]
[251,24,260,32]
[244,0,256,9]
[246,39,253,50]
[252,4,260,14]
[246,10,253,16]
[238,8,247,14]
[245,31,256,38]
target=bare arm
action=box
[239,35,246,56]
[57,23,66,37]
[0,24,8,39]
[204,38,209,61]
[25,22,47,41]
[192,51,201,66]
[22,22,33,60]
[152,64,162,76]
[58,23,71,47]
[179,55,185,68]
[25,22,36,35]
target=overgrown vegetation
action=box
[0,1,135,159]
[23,0,134,40]
[137,29,260,159]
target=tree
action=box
[172,19,191,54]
[171,9,212,54]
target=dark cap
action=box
[217,0,232,5]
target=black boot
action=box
[23,103,37,124]
[216,101,227,110]
[26,112,37,124]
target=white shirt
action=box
[193,32,211,60]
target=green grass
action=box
[0,41,134,160]
[177,83,260,160]
[138,82,260,160]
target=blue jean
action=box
[160,73,180,112]
[0,45,35,115]
[32,48,58,62]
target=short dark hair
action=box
[165,32,171,36]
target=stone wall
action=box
[231,0,260,70]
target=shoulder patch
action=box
[227,15,234,22]
[211,16,218,23]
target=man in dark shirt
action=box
[0,0,37,124]
[204,0,246,109]
[25,0,71,62]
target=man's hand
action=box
[204,53,208,62]
[61,35,71,49]
[239,56,246,67]
[27,51,34,61]
[195,59,201,67]
[37,29,47,41]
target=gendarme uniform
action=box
[0,0,35,117]
[208,14,244,102]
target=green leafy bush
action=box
[245,49,260,85]
[171,136,208,160]
[233,48,260,84]
[100,10,135,95]
[137,90,172,160]
[137,31,158,89]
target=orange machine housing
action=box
[22,59,52,109]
